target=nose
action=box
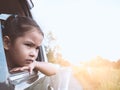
[29,49,38,59]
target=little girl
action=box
[2,15,57,76]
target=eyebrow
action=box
[24,40,41,47]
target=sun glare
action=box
[32,0,120,63]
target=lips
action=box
[26,59,34,64]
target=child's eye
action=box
[36,46,40,50]
[25,43,33,47]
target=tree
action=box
[44,31,71,66]
[44,31,61,62]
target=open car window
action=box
[0,0,47,90]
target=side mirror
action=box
[27,0,34,9]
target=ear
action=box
[3,36,11,50]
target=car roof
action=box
[0,0,33,17]
[0,0,23,14]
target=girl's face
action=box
[6,28,43,67]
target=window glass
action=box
[0,19,9,82]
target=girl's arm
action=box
[10,61,58,76]
[34,61,57,76]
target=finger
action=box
[10,66,29,73]
[29,65,34,74]
[29,68,33,75]
[10,67,21,72]
[20,66,29,71]
[28,63,35,74]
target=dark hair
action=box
[2,15,44,43]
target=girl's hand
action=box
[10,61,37,74]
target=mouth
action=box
[26,59,34,64]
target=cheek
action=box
[17,47,29,59]
[12,46,29,62]
[13,50,29,66]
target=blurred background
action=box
[33,0,120,63]
[32,0,120,90]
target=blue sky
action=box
[32,0,120,63]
